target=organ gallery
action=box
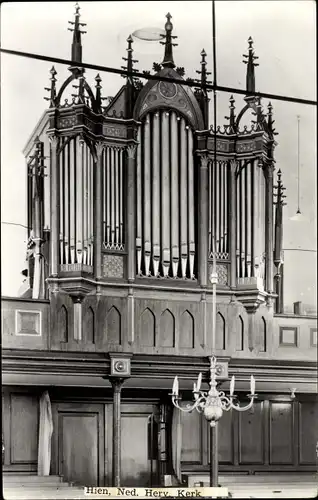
[2,4,317,494]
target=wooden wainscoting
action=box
[182,394,318,474]
[2,390,39,473]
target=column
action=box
[49,135,59,276]
[94,142,104,278]
[210,423,218,487]
[199,155,209,287]
[265,163,274,293]
[73,296,83,342]
[127,144,137,282]
[229,160,237,287]
[110,378,125,487]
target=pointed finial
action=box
[68,2,87,66]
[161,13,178,68]
[242,36,259,93]
[267,101,278,136]
[95,74,102,112]
[44,65,57,107]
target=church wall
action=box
[2,387,318,483]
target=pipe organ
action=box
[208,160,229,259]
[136,111,196,279]
[58,136,94,269]
[102,146,125,251]
[235,160,266,283]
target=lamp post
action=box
[170,236,257,488]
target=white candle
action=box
[193,382,197,393]
[197,372,202,393]
[250,375,255,395]
[230,375,235,396]
[172,376,179,396]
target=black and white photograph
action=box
[1,1,317,498]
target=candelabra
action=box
[171,357,257,426]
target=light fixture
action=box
[290,115,306,221]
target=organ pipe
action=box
[171,112,179,278]
[161,112,171,277]
[69,138,75,264]
[187,128,195,279]
[119,149,123,247]
[152,114,161,277]
[136,127,142,275]
[58,136,94,269]
[76,138,83,264]
[136,111,196,279]
[180,119,188,278]
[144,119,151,276]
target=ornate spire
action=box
[68,3,87,66]
[273,169,286,267]
[122,34,139,85]
[44,66,57,108]
[95,74,102,112]
[160,13,178,68]
[195,49,211,128]
[225,95,236,132]
[267,102,278,136]
[242,36,259,93]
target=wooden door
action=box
[106,403,159,487]
[52,403,104,486]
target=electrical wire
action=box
[0,47,316,107]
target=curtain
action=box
[37,390,53,476]
[171,407,182,482]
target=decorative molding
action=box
[60,264,93,274]
[208,263,228,286]
[103,124,127,138]
[96,141,105,158]
[199,155,209,169]
[127,144,137,160]
[48,135,59,148]
[57,116,77,129]
[15,310,41,336]
[102,254,124,279]
[279,327,298,347]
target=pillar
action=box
[265,163,274,293]
[229,159,237,287]
[199,155,209,287]
[110,378,125,487]
[49,135,59,276]
[94,142,104,278]
[127,144,137,282]
[210,423,219,487]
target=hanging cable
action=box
[0,47,316,106]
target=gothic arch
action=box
[106,306,121,345]
[139,307,156,347]
[180,310,195,349]
[237,315,244,351]
[159,309,175,347]
[86,306,95,344]
[260,316,267,352]
[133,67,204,130]
[216,311,226,350]
[59,305,68,342]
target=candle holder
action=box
[171,356,257,427]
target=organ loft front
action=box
[2,4,317,491]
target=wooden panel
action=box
[181,410,202,463]
[239,401,264,464]
[139,308,156,347]
[106,306,121,344]
[180,310,195,349]
[299,401,318,464]
[216,312,226,350]
[121,405,158,486]
[53,403,104,486]
[10,394,39,464]
[269,402,293,464]
[158,309,175,347]
[86,307,95,343]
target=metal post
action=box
[210,423,219,487]
[110,378,124,487]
